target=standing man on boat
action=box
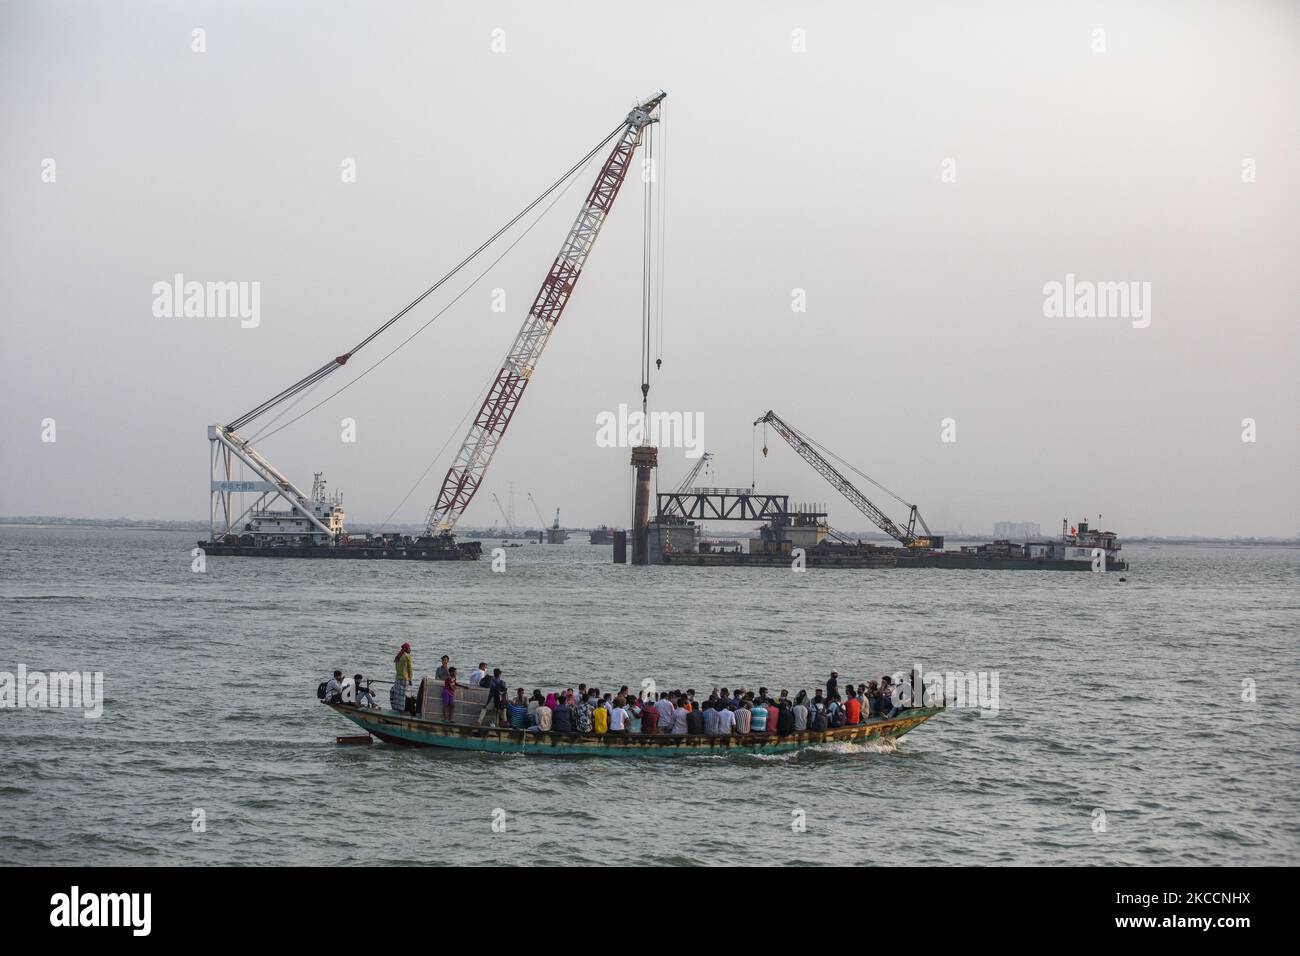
[478,668,507,725]
[392,643,413,712]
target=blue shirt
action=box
[750,706,768,731]
[702,707,719,735]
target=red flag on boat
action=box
[1070,525,1077,535]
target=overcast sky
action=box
[2,0,1297,537]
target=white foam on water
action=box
[810,738,900,756]
[747,738,902,761]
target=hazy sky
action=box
[2,0,1297,537]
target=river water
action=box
[1,526,1296,866]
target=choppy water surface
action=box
[1,526,1296,866]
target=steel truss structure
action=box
[654,491,796,523]
[207,424,333,541]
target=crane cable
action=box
[760,415,913,509]
[374,358,504,533]
[639,121,654,415]
[321,144,609,531]
[654,98,668,371]
[226,121,627,433]
[801,428,913,509]
[249,140,604,446]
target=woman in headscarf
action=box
[544,691,559,710]
[391,642,413,712]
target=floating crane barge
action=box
[196,90,1123,574]
[198,94,666,561]
[624,411,1128,572]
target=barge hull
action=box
[198,541,481,561]
[665,550,895,568]
[660,550,1126,571]
[897,553,1127,571]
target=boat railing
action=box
[343,676,488,723]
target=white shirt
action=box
[715,708,737,735]
[468,669,486,687]
[671,707,689,734]
[324,678,344,701]
[655,698,674,726]
[608,706,628,731]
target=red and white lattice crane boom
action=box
[422,92,665,537]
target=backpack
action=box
[812,711,828,731]
[316,680,328,700]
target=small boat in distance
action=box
[323,683,942,757]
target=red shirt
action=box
[846,697,861,724]
[767,705,779,732]
[641,707,659,734]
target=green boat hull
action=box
[327,703,942,757]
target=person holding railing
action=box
[354,674,377,709]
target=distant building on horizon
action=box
[993,521,1041,540]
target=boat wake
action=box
[819,737,900,755]
[742,737,902,762]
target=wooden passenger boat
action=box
[324,684,943,757]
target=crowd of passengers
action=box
[324,643,928,736]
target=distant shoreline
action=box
[1,519,1295,546]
